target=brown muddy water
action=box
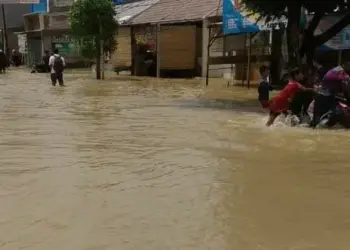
[0,69,350,250]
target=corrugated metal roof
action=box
[128,0,221,25]
[128,0,186,25]
[214,0,222,16]
[163,0,221,23]
[115,0,159,24]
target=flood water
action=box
[1,69,350,250]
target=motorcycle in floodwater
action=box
[307,97,350,129]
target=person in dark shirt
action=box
[0,49,8,73]
[310,64,350,128]
[11,49,21,67]
[258,65,273,108]
[42,50,50,72]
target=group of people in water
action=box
[0,49,22,73]
[258,62,350,128]
[1,48,66,86]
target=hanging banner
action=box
[17,34,27,54]
[223,0,305,35]
[222,0,260,35]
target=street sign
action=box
[0,0,39,3]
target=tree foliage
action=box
[69,0,118,79]
[242,0,350,67]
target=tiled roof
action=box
[115,0,159,24]
[128,0,221,25]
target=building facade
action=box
[20,0,82,66]
[20,0,142,66]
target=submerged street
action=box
[0,69,350,250]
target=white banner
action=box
[0,0,39,3]
[17,34,27,54]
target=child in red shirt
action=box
[266,68,314,126]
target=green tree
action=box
[69,0,118,79]
[242,0,350,68]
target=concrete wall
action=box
[48,0,72,12]
[208,35,225,78]
[208,33,271,81]
[43,36,52,52]
[7,30,20,51]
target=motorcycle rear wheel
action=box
[316,114,338,129]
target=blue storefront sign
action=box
[31,0,47,13]
[222,0,260,35]
[223,0,306,35]
[29,0,123,13]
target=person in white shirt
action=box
[49,48,66,86]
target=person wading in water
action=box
[42,50,50,72]
[0,50,8,73]
[49,49,65,86]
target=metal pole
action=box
[130,26,136,75]
[201,18,209,78]
[242,33,247,86]
[205,26,212,86]
[246,33,252,89]
[269,28,273,54]
[100,41,104,79]
[100,40,104,80]
[156,23,160,78]
[229,64,233,87]
[41,30,44,59]
[1,4,8,57]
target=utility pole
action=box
[1,4,8,56]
